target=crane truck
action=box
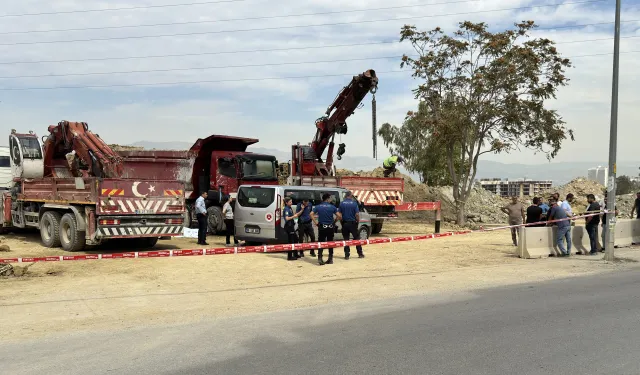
[283,69,435,234]
[0,122,186,251]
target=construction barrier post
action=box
[435,208,441,234]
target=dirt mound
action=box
[109,144,144,151]
[540,177,605,209]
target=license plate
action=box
[245,228,260,234]
[135,209,155,214]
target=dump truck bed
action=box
[298,175,404,206]
[19,178,184,216]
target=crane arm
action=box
[311,69,378,164]
[42,121,124,178]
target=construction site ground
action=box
[2,220,639,342]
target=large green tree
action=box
[378,101,456,186]
[391,20,574,225]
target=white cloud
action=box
[0,0,638,166]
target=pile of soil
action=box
[539,177,606,209]
[109,144,144,151]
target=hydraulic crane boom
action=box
[290,69,378,178]
[42,120,124,178]
[311,69,378,172]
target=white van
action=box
[234,184,372,245]
[0,146,10,190]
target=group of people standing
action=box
[502,192,625,257]
[283,191,365,265]
[195,192,241,247]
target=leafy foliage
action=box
[378,101,459,186]
[616,175,640,195]
[393,20,573,224]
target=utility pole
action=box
[604,0,622,261]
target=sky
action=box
[0,0,638,167]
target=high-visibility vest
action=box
[383,155,398,168]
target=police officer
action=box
[311,193,339,266]
[283,197,302,261]
[339,191,365,259]
[296,198,316,257]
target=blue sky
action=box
[0,0,638,166]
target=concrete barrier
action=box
[519,225,592,259]
[612,219,640,247]
[519,220,640,258]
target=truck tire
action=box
[59,213,86,252]
[184,206,192,229]
[371,222,383,234]
[40,211,62,248]
[207,206,225,234]
[141,237,159,248]
[359,225,370,240]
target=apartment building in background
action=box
[587,166,608,188]
[478,178,553,198]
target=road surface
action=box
[2,270,640,374]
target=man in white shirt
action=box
[195,191,208,245]
[222,195,239,247]
[561,193,574,217]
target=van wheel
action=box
[207,206,225,234]
[359,226,370,240]
[371,222,383,234]
[59,213,86,252]
[40,211,62,248]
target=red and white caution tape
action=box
[0,211,609,264]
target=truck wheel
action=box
[40,211,62,248]
[359,226,370,240]
[371,222,383,234]
[184,207,192,228]
[207,206,225,234]
[142,237,159,248]
[59,213,86,252]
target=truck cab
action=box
[0,146,10,190]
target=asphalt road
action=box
[3,270,640,375]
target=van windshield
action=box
[237,186,275,208]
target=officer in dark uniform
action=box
[296,198,316,257]
[283,197,302,261]
[338,191,365,259]
[311,193,339,266]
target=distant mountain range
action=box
[130,141,639,186]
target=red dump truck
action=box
[1,124,186,251]
[117,134,279,234]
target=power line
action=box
[0,55,404,79]
[0,49,636,91]
[0,0,518,35]
[0,33,631,79]
[0,18,634,67]
[0,42,635,80]
[0,0,250,18]
[0,70,407,91]
[0,41,398,65]
[0,0,606,47]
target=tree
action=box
[397,20,574,225]
[616,175,640,195]
[378,101,458,186]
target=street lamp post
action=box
[604,0,622,261]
